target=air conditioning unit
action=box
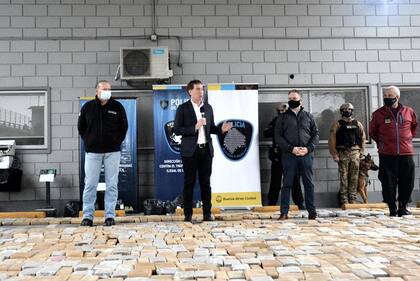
[120,46,173,80]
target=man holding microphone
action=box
[174,80,232,222]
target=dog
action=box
[357,153,379,203]
[337,153,379,206]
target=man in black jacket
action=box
[77,80,128,227]
[174,80,231,222]
[275,90,319,220]
[264,102,304,209]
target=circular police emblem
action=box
[217,119,253,161]
[164,120,182,153]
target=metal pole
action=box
[46,182,51,208]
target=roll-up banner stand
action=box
[152,85,200,201]
[207,84,262,208]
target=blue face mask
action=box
[100,90,111,101]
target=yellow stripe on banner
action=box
[212,192,261,207]
[152,85,167,90]
[207,84,221,91]
[80,96,95,100]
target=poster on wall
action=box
[79,98,138,211]
[207,84,262,207]
[153,85,198,201]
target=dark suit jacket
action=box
[174,100,219,157]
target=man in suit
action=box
[174,80,232,222]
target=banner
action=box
[79,98,138,210]
[153,85,199,201]
[207,84,262,207]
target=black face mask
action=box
[288,100,301,109]
[341,111,353,118]
[383,97,397,107]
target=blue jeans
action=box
[82,151,121,220]
[281,153,316,215]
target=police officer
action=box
[264,102,304,209]
[328,103,366,206]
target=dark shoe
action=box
[398,209,411,217]
[278,214,288,220]
[389,209,398,217]
[80,218,93,227]
[104,218,115,226]
[398,202,411,217]
[184,215,192,222]
[297,204,305,210]
[203,215,214,222]
[308,212,317,220]
[388,202,397,216]
[398,208,411,217]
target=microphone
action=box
[200,106,205,118]
[200,106,206,129]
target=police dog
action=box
[357,153,378,203]
[337,153,379,206]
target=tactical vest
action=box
[336,119,362,148]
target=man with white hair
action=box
[369,86,417,217]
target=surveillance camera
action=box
[289,74,295,79]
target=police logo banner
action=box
[207,84,262,207]
[153,85,199,201]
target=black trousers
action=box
[267,159,304,206]
[181,146,212,217]
[378,154,415,211]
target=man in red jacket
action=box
[369,86,418,216]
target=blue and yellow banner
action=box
[153,85,194,201]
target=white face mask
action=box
[100,90,111,101]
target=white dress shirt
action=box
[191,100,207,144]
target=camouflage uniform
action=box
[337,149,360,203]
[329,103,366,204]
